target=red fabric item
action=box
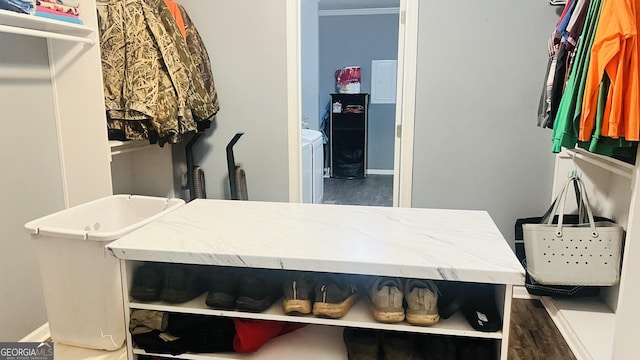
[232,319,306,353]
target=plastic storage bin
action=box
[24,195,185,350]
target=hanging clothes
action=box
[97,0,217,146]
[538,0,584,129]
[579,0,640,142]
[544,0,639,162]
[566,0,590,49]
[178,3,220,131]
[551,0,603,152]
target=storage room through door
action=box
[301,0,400,207]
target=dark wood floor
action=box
[508,299,576,360]
[323,176,576,359]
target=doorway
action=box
[297,0,409,207]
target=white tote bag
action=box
[522,176,623,286]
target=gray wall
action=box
[319,14,398,171]
[175,0,291,202]
[0,34,63,340]
[411,0,558,244]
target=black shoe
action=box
[205,267,241,310]
[343,328,380,360]
[130,263,165,301]
[312,274,359,318]
[459,283,502,332]
[160,264,206,303]
[234,270,283,312]
[380,331,415,360]
[436,281,463,320]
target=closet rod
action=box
[0,24,94,44]
[560,149,633,180]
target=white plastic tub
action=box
[24,195,185,350]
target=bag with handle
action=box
[516,217,604,297]
[522,175,624,286]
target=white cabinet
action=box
[0,1,176,205]
[541,147,640,360]
[107,199,524,359]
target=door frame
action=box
[393,0,418,208]
[286,0,418,206]
[286,0,302,203]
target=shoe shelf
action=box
[132,325,346,360]
[108,199,524,360]
[128,291,504,340]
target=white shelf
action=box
[0,8,93,43]
[133,325,346,360]
[540,296,615,360]
[109,140,155,157]
[561,148,635,180]
[129,293,503,340]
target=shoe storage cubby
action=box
[108,199,524,359]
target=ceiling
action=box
[318,0,400,10]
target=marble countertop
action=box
[107,199,525,285]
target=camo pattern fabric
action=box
[97,0,216,145]
[179,4,219,119]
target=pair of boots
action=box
[205,268,283,312]
[130,263,207,303]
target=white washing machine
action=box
[301,129,324,204]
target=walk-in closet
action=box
[1,0,640,360]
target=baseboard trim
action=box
[540,297,591,360]
[512,285,540,300]
[366,169,394,175]
[20,323,50,342]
